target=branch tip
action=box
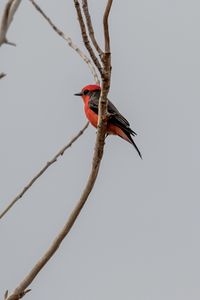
[103,0,113,53]
[5,39,16,46]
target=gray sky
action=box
[0,0,199,299]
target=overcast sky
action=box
[0,1,200,299]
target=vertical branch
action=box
[98,0,113,126]
[103,0,113,53]
[73,0,103,75]
[82,0,103,57]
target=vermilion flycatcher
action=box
[75,84,142,158]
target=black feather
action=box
[88,91,142,158]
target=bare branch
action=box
[5,121,108,300]
[0,72,6,79]
[29,0,99,85]
[81,0,103,57]
[4,1,113,299]
[0,123,89,220]
[103,0,113,53]
[0,0,22,46]
[73,0,103,75]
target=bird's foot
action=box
[107,112,117,119]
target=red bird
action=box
[75,84,142,158]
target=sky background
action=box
[0,0,199,299]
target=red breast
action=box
[84,96,98,128]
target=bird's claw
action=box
[107,112,116,119]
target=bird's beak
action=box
[74,92,83,96]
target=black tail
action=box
[126,132,142,159]
[109,116,142,158]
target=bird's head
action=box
[74,84,101,103]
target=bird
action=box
[74,84,142,158]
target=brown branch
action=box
[5,121,108,300]
[73,0,103,75]
[0,123,89,220]
[0,0,22,46]
[29,0,99,85]
[81,0,103,57]
[0,72,6,79]
[103,0,113,53]
[4,1,113,299]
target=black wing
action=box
[89,92,142,158]
[89,93,137,136]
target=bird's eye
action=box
[83,89,89,95]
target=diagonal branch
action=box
[29,0,99,85]
[0,0,22,46]
[73,0,103,76]
[0,122,89,220]
[81,0,103,57]
[5,119,108,300]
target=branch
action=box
[5,120,108,300]
[73,0,103,75]
[0,123,89,220]
[0,0,22,46]
[29,0,99,85]
[4,1,113,299]
[0,72,6,79]
[103,0,113,53]
[81,0,103,57]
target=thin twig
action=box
[29,0,99,85]
[0,0,22,46]
[0,123,89,220]
[81,0,103,57]
[4,0,113,298]
[73,0,103,75]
